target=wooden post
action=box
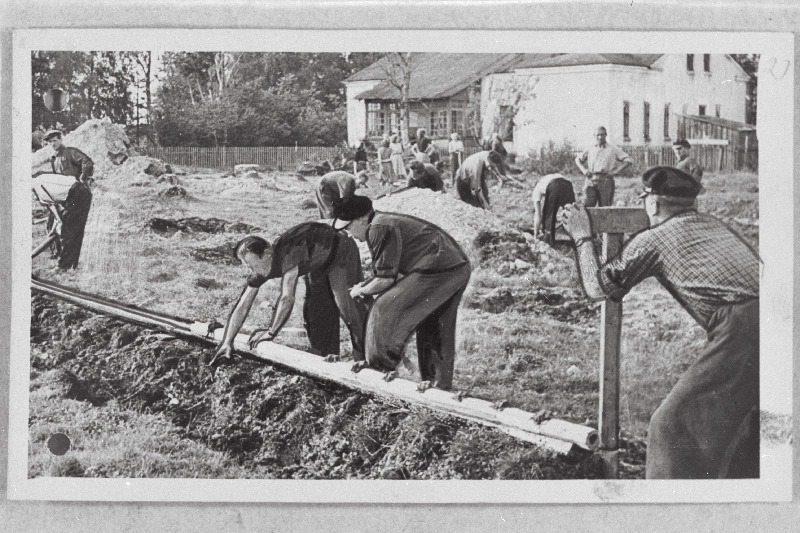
[599,232,624,478]
[586,207,649,479]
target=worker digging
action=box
[210,222,368,368]
[332,195,472,391]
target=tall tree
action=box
[384,53,414,145]
[731,54,759,125]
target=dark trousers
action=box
[58,183,92,270]
[542,177,576,245]
[646,299,760,479]
[583,175,615,207]
[303,233,368,360]
[364,264,471,389]
[456,176,488,209]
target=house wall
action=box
[500,67,615,155]
[503,54,748,154]
[655,54,749,134]
[345,80,381,145]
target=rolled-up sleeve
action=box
[616,147,633,165]
[367,223,401,279]
[70,148,94,180]
[599,234,660,301]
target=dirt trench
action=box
[26,294,651,480]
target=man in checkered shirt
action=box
[560,166,760,479]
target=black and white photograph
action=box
[6,28,794,503]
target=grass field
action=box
[29,164,761,478]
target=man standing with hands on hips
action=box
[574,126,633,207]
[559,166,760,479]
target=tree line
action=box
[32,51,383,149]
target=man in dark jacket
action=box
[407,161,445,192]
[43,129,94,270]
[333,196,471,391]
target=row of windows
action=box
[622,101,722,142]
[687,54,712,73]
[366,102,469,139]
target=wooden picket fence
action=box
[143,146,346,171]
[569,144,757,173]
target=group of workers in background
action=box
[37,122,758,481]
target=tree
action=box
[731,54,759,125]
[384,53,414,145]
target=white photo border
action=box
[8,28,794,503]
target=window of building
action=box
[623,101,630,141]
[703,54,711,73]
[429,109,449,139]
[643,101,651,142]
[687,54,694,72]
[366,102,399,138]
[699,105,707,116]
[715,104,721,117]
[663,103,671,140]
[451,110,464,137]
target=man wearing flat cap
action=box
[672,139,704,182]
[333,195,472,391]
[560,167,760,479]
[42,129,94,270]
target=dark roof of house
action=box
[348,53,554,101]
[514,53,664,69]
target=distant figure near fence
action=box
[672,139,704,182]
[575,126,633,207]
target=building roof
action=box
[514,53,664,69]
[348,53,554,101]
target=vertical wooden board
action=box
[599,233,624,455]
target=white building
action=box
[343,53,751,155]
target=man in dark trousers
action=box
[211,223,369,367]
[43,129,94,270]
[407,161,445,192]
[560,167,760,479]
[531,173,576,245]
[454,150,505,210]
[314,170,368,219]
[333,196,472,391]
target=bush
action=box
[524,140,580,176]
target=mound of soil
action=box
[190,243,239,265]
[28,294,626,480]
[148,217,261,237]
[474,229,537,268]
[31,118,134,177]
[466,285,599,324]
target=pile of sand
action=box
[373,188,511,255]
[32,118,134,177]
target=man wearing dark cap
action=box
[454,150,506,210]
[672,139,704,182]
[42,129,94,270]
[407,161,445,192]
[333,195,472,391]
[575,126,633,207]
[314,170,369,219]
[560,167,760,479]
[210,223,368,367]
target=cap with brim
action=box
[638,166,703,199]
[332,195,373,230]
[43,130,62,141]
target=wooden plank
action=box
[29,278,597,454]
[586,207,649,234]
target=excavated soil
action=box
[26,294,650,480]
